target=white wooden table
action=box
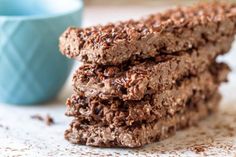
[1,5,236,157]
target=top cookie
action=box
[59,2,236,65]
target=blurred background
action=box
[85,0,235,6]
[83,0,197,26]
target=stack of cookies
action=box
[59,2,236,148]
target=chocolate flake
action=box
[31,114,55,126]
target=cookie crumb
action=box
[31,114,55,126]
[31,114,44,121]
[45,115,54,126]
[191,145,207,153]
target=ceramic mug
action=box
[0,0,83,104]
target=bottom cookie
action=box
[65,92,220,148]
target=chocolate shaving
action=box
[31,114,55,126]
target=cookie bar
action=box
[73,39,232,100]
[66,63,229,127]
[65,92,220,148]
[60,2,236,65]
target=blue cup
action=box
[0,0,83,104]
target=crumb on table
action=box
[31,114,55,126]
